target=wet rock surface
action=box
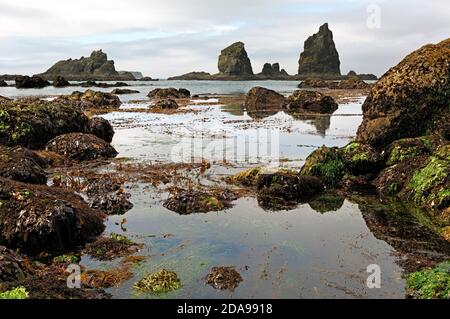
[147,88,191,99]
[287,90,338,114]
[88,117,115,143]
[15,75,50,89]
[45,133,118,162]
[163,190,235,214]
[111,88,139,95]
[57,89,122,109]
[0,177,105,255]
[0,146,47,184]
[152,98,179,109]
[244,87,286,114]
[206,266,243,291]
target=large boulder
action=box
[147,88,190,99]
[286,90,338,114]
[45,133,118,162]
[0,146,47,184]
[56,89,122,109]
[152,99,179,109]
[244,87,286,113]
[38,50,133,81]
[300,146,345,187]
[357,38,450,148]
[15,76,50,89]
[0,177,105,255]
[298,23,341,76]
[218,42,254,76]
[88,117,115,143]
[0,99,92,149]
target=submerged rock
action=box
[147,88,190,99]
[57,89,122,109]
[0,177,105,255]
[52,76,70,88]
[206,266,243,291]
[111,88,139,95]
[286,90,338,114]
[0,99,91,149]
[15,75,50,89]
[134,269,182,294]
[84,233,141,261]
[244,87,286,113]
[163,190,235,214]
[298,23,341,76]
[357,38,450,148]
[45,133,118,162]
[257,170,324,210]
[218,42,254,76]
[0,146,47,184]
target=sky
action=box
[0,0,449,78]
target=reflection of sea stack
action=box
[218,42,254,76]
[298,23,341,77]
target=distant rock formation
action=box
[38,50,134,81]
[168,72,212,81]
[119,71,143,79]
[298,23,341,76]
[218,42,254,76]
[258,63,290,78]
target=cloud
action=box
[0,0,448,77]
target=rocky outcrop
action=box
[56,90,122,109]
[244,87,286,113]
[15,76,50,89]
[0,146,47,184]
[286,90,338,114]
[80,81,129,88]
[258,63,289,79]
[298,78,338,89]
[0,80,7,87]
[111,88,139,95]
[38,50,134,81]
[52,76,70,87]
[0,177,105,255]
[45,133,118,162]
[168,72,213,81]
[147,88,190,99]
[0,99,92,149]
[218,42,254,76]
[298,23,341,76]
[357,38,450,148]
[338,76,371,89]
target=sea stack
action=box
[218,42,254,76]
[298,23,341,77]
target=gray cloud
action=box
[0,0,448,77]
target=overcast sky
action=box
[0,0,448,78]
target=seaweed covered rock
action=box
[298,23,341,76]
[287,90,338,114]
[298,78,337,89]
[300,146,345,187]
[218,42,254,76]
[57,89,122,109]
[257,170,324,210]
[147,88,190,99]
[152,99,179,109]
[134,269,182,294]
[206,266,243,291]
[0,177,105,255]
[244,87,286,113]
[0,99,91,149]
[52,76,70,88]
[45,133,118,162]
[84,233,141,261]
[0,245,33,283]
[342,142,383,175]
[357,38,450,148]
[226,167,262,187]
[406,261,450,299]
[0,146,47,184]
[163,190,234,214]
[88,117,115,143]
[338,76,371,90]
[15,75,50,89]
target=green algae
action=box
[301,146,345,187]
[134,269,182,294]
[406,261,450,299]
[0,286,29,299]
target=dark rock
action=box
[15,75,50,89]
[347,70,357,77]
[88,117,115,143]
[257,170,324,210]
[45,133,118,162]
[56,89,122,109]
[244,87,286,113]
[147,88,190,99]
[342,142,384,175]
[0,99,92,149]
[300,146,345,187]
[89,193,133,216]
[38,50,133,81]
[357,38,450,148]
[110,88,139,95]
[52,76,70,87]
[0,177,105,255]
[218,42,254,76]
[0,95,11,102]
[84,234,141,261]
[287,90,338,114]
[298,23,341,76]
[0,245,32,283]
[80,81,129,88]
[163,190,234,214]
[153,99,179,109]
[168,72,212,81]
[338,76,371,89]
[298,78,338,89]
[206,266,243,291]
[0,146,47,184]
[0,80,7,87]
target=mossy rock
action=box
[386,135,442,166]
[342,142,383,175]
[300,146,345,187]
[406,261,450,299]
[134,269,182,294]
